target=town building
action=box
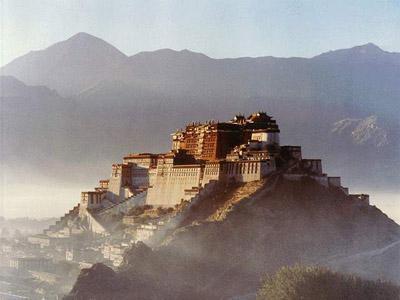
[9,257,52,272]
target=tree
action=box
[257,265,399,300]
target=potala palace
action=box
[42,112,369,238]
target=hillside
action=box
[66,175,400,299]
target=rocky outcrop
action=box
[332,115,389,147]
[66,176,400,299]
[65,263,127,300]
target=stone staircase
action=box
[96,189,147,217]
[44,203,80,234]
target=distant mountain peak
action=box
[131,48,210,61]
[62,32,117,48]
[1,32,127,96]
[313,43,387,60]
[351,43,384,54]
[52,32,125,54]
[68,32,97,39]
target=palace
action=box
[171,112,280,161]
[73,112,364,232]
[78,112,284,212]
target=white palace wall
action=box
[146,165,202,207]
[222,160,275,182]
[145,159,276,207]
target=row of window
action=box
[157,172,200,177]
[225,162,259,175]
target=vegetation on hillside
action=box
[257,265,400,300]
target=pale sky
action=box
[1,0,400,66]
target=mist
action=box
[366,191,400,224]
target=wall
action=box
[328,177,341,187]
[145,158,276,207]
[201,162,221,185]
[301,159,323,175]
[146,165,202,206]
[106,164,132,203]
[123,155,157,188]
[131,166,150,188]
[83,211,107,235]
[107,166,123,203]
[251,131,280,146]
[81,191,105,210]
[223,160,275,182]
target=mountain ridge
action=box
[2,32,399,99]
[3,32,395,68]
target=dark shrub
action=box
[257,265,399,300]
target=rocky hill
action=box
[66,175,400,299]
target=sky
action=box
[1,0,400,66]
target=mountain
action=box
[1,32,127,96]
[313,43,399,63]
[2,34,399,117]
[1,76,73,161]
[1,34,399,209]
[66,176,400,299]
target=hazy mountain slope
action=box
[1,76,75,162]
[66,176,400,299]
[1,33,127,96]
[0,75,59,98]
[0,75,119,186]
